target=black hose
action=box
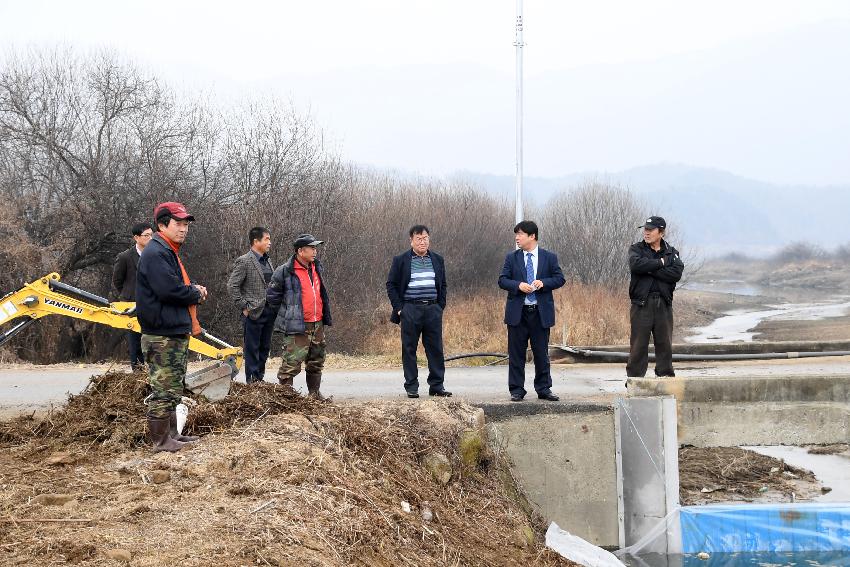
[446,347,850,364]
[444,352,508,362]
[560,347,850,362]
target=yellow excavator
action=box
[0,273,242,401]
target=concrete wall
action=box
[484,403,619,547]
[628,374,850,447]
[677,401,850,447]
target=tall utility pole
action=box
[514,0,524,224]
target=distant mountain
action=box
[454,163,850,257]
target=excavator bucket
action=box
[185,358,238,402]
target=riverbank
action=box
[679,278,850,344]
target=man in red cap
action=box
[136,202,208,452]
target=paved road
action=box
[2,355,850,419]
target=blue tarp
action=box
[680,503,850,553]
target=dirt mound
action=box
[0,370,149,450]
[186,381,323,433]
[0,372,321,453]
[0,372,574,566]
[679,446,818,505]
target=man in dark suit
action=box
[227,227,276,384]
[112,221,153,370]
[386,225,451,398]
[498,220,566,402]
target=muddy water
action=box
[745,445,850,502]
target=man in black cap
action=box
[627,216,684,378]
[266,233,332,399]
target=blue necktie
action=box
[526,252,536,303]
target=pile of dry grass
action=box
[186,382,322,434]
[679,446,816,505]
[0,372,576,566]
[808,444,849,455]
[0,374,324,452]
[0,370,149,450]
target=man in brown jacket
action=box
[227,227,276,383]
[112,222,153,370]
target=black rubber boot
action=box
[169,411,199,443]
[306,373,327,400]
[147,415,185,453]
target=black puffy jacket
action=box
[266,256,332,335]
[135,234,201,336]
[628,240,684,306]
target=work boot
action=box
[147,415,185,453]
[307,389,329,401]
[278,375,294,387]
[169,410,199,443]
[306,373,328,401]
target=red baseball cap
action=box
[154,201,195,221]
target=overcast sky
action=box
[2,0,849,185]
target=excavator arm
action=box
[0,273,242,400]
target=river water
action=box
[682,280,850,343]
[745,446,850,502]
[685,300,850,343]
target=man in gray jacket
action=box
[227,227,275,383]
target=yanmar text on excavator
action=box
[0,273,242,401]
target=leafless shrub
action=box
[834,243,850,262]
[1,48,662,361]
[770,242,826,265]
[540,181,647,287]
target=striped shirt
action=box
[404,252,438,301]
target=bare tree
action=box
[541,181,647,286]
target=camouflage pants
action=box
[141,334,189,418]
[277,322,326,391]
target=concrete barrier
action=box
[627,374,850,446]
[483,402,620,547]
[481,398,682,550]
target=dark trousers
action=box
[626,293,675,377]
[243,304,276,383]
[507,306,552,396]
[400,302,445,393]
[127,331,144,368]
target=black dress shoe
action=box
[537,392,559,401]
[406,392,420,398]
[510,394,525,402]
[429,390,452,397]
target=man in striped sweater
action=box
[386,225,451,398]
